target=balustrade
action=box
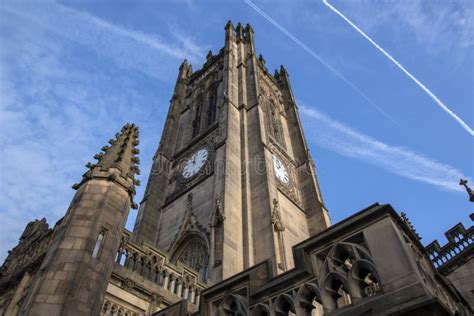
[112,232,205,306]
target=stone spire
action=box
[73,123,140,207]
[20,124,141,315]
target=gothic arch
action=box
[205,83,218,127]
[271,293,296,315]
[250,303,270,316]
[170,232,210,282]
[192,94,204,137]
[296,283,322,314]
[318,241,382,311]
[320,272,352,310]
[263,99,286,149]
[349,259,380,298]
[219,293,249,316]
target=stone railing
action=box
[113,230,207,306]
[426,216,473,270]
[101,299,140,316]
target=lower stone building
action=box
[155,204,472,315]
[1,203,472,315]
[0,21,472,315]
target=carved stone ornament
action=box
[150,293,162,305]
[211,193,226,227]
[122,278,135,290]
[271,199,285,232]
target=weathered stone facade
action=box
[132,21,329,285]
[0,21,472,316]
[154,204,471,315]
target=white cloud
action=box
[322,0,473,137]
[334,0,474,52]
[244,0,396,123]
[0,0,211,262]
[299,105,471,192]
[0,8,168,261]
[0,1,207,81]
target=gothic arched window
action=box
[266,101,286,149]
[206,87,217,127]
[192,96,203,137]
[173,237,209,282]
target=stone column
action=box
[162,270,170,289]
[176,279,183,297]
[169,274,176,292]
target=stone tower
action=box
[133,21,329,283]
[19,124,140,315]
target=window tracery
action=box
[264,100,286,149]
[318,241,381,311]
[192,96,203,137]
[206,86,217,127]
[174,238,209,282]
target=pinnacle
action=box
[225,20,234,30]
[179,59,188,70]
[245,23,253,33]
[72,123,140,196]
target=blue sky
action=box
[0,0,472,262]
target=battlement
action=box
[426,214,473,273]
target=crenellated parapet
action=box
[426,216,473,273]
[425,214,474,309]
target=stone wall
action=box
[156,204,472,315]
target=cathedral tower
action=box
[19,124,140,315]
[133,21,329,283]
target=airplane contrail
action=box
[243,0,397,124]
[322,0,474,136]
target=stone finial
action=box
[206,50,213,60]
[245,23,254,34]
[235,22,244,39]
[225,20,234,30]
[186,65,193,77]
[400,212,421,240]
[459,179,474,202]
[274,69,279,78]
[258,54,266,65]
[179,59,188,70]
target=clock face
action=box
[272,155,289,184]
[182,148,209,179]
